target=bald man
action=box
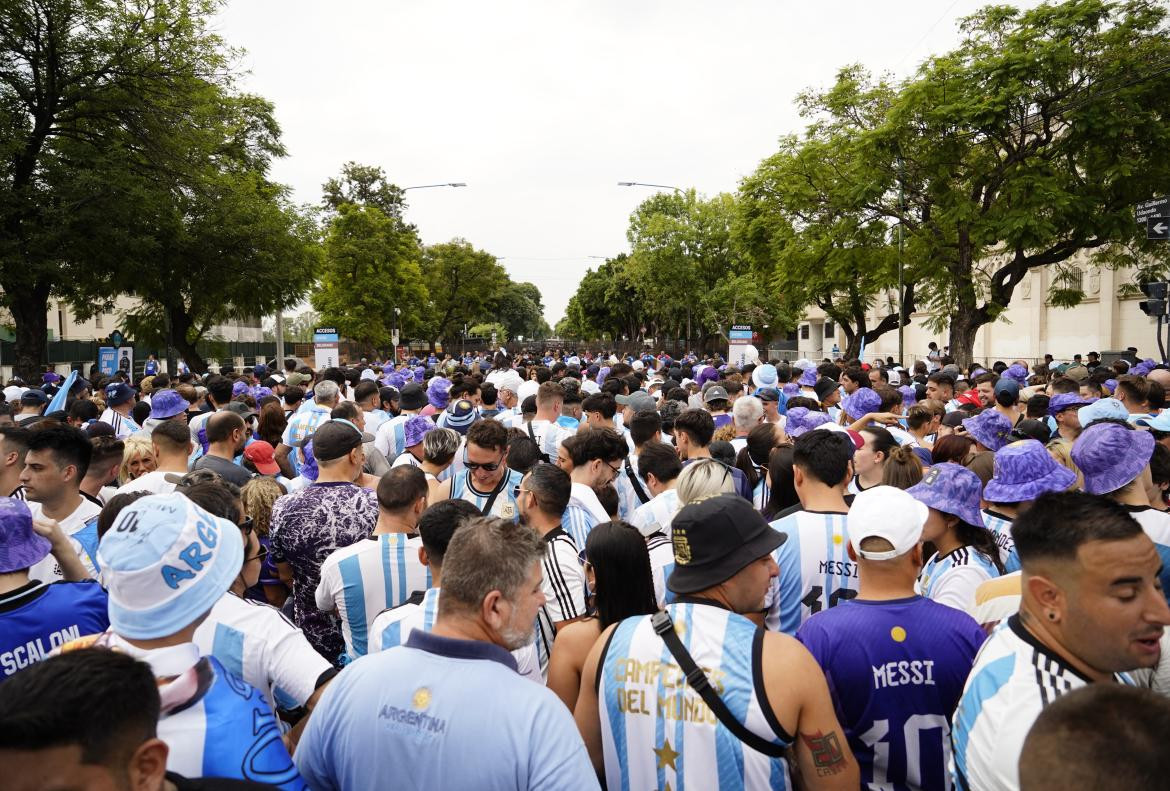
[192,411,253,487]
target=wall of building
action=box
[795,258,1163,365]
[46,295,263,343]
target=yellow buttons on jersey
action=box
[890,626,907,643]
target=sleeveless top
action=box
[598,599,793,790]
[450,468,524,521]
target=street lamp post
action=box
[393,307,401,364]
[617,181,684,193]
[403,183,467,191]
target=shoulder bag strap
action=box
[478,472,510,516]
[651,611,786,758]
[625,456,651,504]
[528,420,552,462]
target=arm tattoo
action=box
[800,729,846,776]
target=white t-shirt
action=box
[26,498,103,582]
[112,469,179,497]
[194,592,333,714]
[390,452,422,469]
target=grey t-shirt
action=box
[193,453,254,487]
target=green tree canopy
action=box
[312,204,428,347]
[0,0,237,376]
[322,162,409,223]
[492,281,549,341]
[421,239,510,344]
[736,71,913,360]
[890,0,1170,364]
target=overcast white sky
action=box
[215,0,1041,326]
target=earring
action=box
[1047,611,1057,621]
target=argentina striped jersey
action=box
[631,489,680,539]
[764,510,858,635]
[194,592,334,714]
[450,468,524,521]
[370,588,441,652]
[981,509,1020,573]
[314,534,432,661]
[373,413,411,459]
[951,615,1135,791]
[598,600,793,790]
[919,548,999,616]
[647,532,676,607]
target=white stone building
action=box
[793,259,1163,366]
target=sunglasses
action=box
[512,485,531,499]
[247,544,268,563]
[239,517,254,535]
[464,450,504,471]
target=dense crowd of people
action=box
[2,346,1170,790]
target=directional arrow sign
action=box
[1149,216,1170,241]
[1137,196,1169,224]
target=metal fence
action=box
[14,339,282,378]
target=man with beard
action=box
[952,492,1170,790]
[296,517,598,791]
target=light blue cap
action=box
[97,493,242,640]
[1077,397,1127,428]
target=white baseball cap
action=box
[847,485,927,560]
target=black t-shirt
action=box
[168,772,279,790]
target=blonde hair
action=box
[676,458,736,509]
[712,424,736,443]
[240,476,286,538]
[1046,439,1085,491]
[118,435,156,484]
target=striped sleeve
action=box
[562,506,597,549]
[541,536,586,623]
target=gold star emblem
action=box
[412,687,431,710]
[654,737,680,770]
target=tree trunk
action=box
[167,307,208,374]
[947,230,983,369]
[8,283,51,380]
[843,336,862,361]
[948,314,983,370]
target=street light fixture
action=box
[392,307,402,364]
[617,181,684,193]
[403,182,467,190]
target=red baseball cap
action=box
[243,440,280,475]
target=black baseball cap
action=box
[399,383,427,411]
[302,419,374,461]
[667,494,786,594]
